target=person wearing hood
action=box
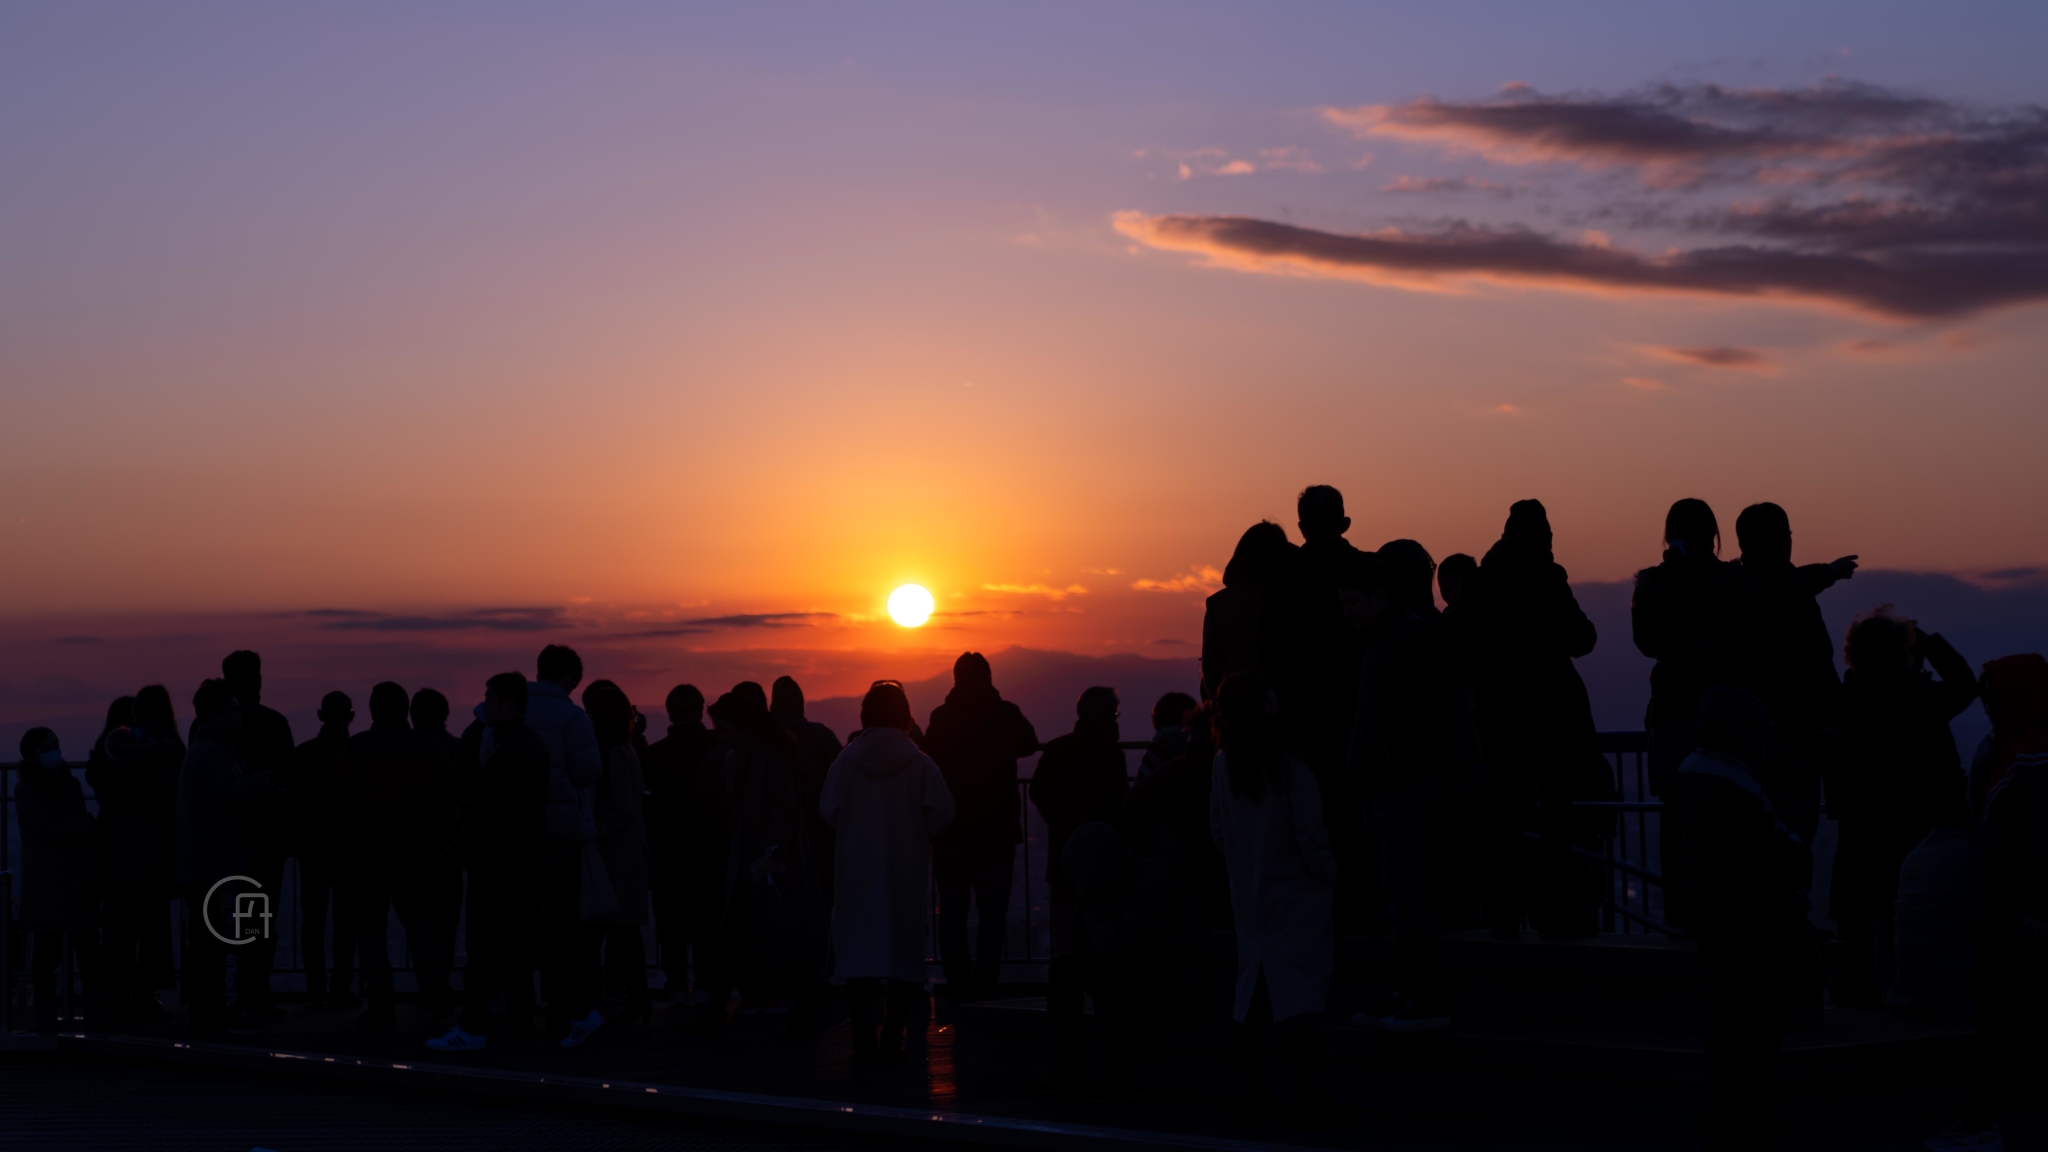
[1632,499,1738,797]
[771,675,844,909]
[1042,821,1207,1098]
[821,680,954,1065]
[924,651,1039,1002]
[93,685,183,1021]
[16,727,100,1029]
[1461,498,1605,940]
[1665,688,1822,1151]
[1210,671,1337,1123]
[177,678,281,1036]
[287,691,360,1008]
[1927,654,2048,1152]
[1032,686,1131,955]
[1138,692,1197,781]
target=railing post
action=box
[1,869,11,1034]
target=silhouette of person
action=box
[95,685,182,1021]
[1936,653,2048,1149]
[1138,692,1197,780]
[1886,795,1976,1020]
[341,681,458,1029]
[1826,610,1977,1007]
[1436,553,1477,609]
[641,684,722,1004]
[1376,539,1439,620]
[1727,502,1858,859]
[1664,688,1817,1151]
[81,695,135,1020]
[1338,551,1452,1032]
[1123,701,1232,929]
[1632,499,1738,797]
[522,644,605,1042]
[409,686,465,1011]
[1461,499,1604,940]
[1042,821,1207,1098]
[287,691,359,1008]
[687,687,825,1041]
[16,727,100,1029]
[219,650,295,1019]
[821,680,954,1065]
[430,672,550,1051]
[1290,486,1373,930]
[1434,552,1484,925]
[923,652,1039,1002]
[582,679,651,1036]
[771,676,844,908]
[1201,521,1297,703]
[1209,671,1336,1123]
[177,678,279,1036]
[1031,686,1130,955]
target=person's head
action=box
[1695,687,1773,767]
[221,649,262,702]
[1297,485,1350,543]
[410,687,451,733]
[861,680,915,731]
[1377,538,1436,613]
[664,683,705,727]
[1214,672,1285,799]
[192,677,243,738]
[1061,821,1131,899]
[1735,502,1792,564]
[1438,553,1478,607]
[1151,691,1197,732]
[1076,686,1120,727]
[1844,607,1919,677]
[19,726,59,766]
[536,644,583,691]
[953,651,993,689]
[134,684,175,732]
[367,681,410,727]
[1222,521,1292,589]
[731,680,768,714]
[707,691,738,732]
[482,672,529,727]
[1663,498,1720,559]
[583,679,633,749]
[1502,499,1553,548]
[1335,549,1393,632]
[102,695,136,736]
[1980,654,2048,740]
[770,675,805,717]
[317,690,355,731]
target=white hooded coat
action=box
[1209,748,1336,1021]
[821,727,955,982]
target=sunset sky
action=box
[4,3,2045,725]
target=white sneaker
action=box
[426,1027,487,1052]
[1925,1122,2004,1151]
[560,1009,605,1048]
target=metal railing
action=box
[1581,731,1665,934]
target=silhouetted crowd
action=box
[9,487,2044,1151]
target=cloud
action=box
[1130,566,1224,594]
[682,612,837,628]
[981,583,1088,600]
[309,607,567,633]
[1124,81,2048,321]
[1381,175,1512,196]
[1650,345,1773,370]
[1214,159,1256,176]
[1622,376,1666,390]
[1112,212,2048,320]
[1259,146,1325,173]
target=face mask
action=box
[40,748,63,768]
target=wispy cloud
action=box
[1381,175,1512,196]
[308,607,567,633]
[682,612,837,628]
[1122,80,2048,321]
[1130,566,1223,594]
[1649,345,1774,371]
[982,583,1088,600]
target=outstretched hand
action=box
[1830,555,1860,580]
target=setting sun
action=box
[886,584,935,628]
